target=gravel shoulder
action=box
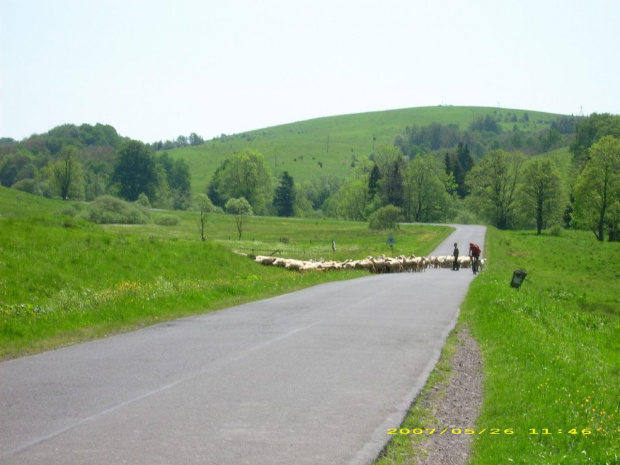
[413,327,483,465]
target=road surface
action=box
[0,225,485,464]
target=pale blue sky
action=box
[1,0,618,143]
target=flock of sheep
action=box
[250,254,486,274]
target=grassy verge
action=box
[463,228,619,464]
[0,214,451,359]
[377,227,619,464]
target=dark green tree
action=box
[111,140,157,201]
[444,153,452,176]
[570,113,620,165]
[207,159,230,208]
[368,163,380,200]
[273,171,296,217]
[456,143,474,172]
[189,133,204,146]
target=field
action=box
[0,187,451,358]
[378,227,620,464]
[167,106,563,193]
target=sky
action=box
[1,0,619,143]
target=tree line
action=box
[201,113,619,241]
[0,124,193,209]
[2,114,618,241]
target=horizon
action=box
[2,0,619,143]
[0,104,583,144]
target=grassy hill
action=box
[167,106,566,193]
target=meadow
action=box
[0,187,451,358]
[167,106,562,193]
[377,227,619,464]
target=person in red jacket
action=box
[469,243,481,274]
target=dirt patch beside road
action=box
[414,327,483,465]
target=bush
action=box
[57,203,83,217]
[368,205,401,230]
[155,215,179,226]
[135,193,151,208]
[548,224,563,237]
[80,195,150,224]
[11,179,37,194]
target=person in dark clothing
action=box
[452,243,460,270]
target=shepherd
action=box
[452,243,460,270]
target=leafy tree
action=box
[207,159,230,208]
[225,197,253,240]
[273,171,296,217]
[210,150,273,215]
[189,133,204,146]
[402,153,453,222]
[0,151,33,187]
[176,135,188,147]
[0,157,18,187]
[308,174,343,212]
[195,193,215,241]
[572,136,620,241]
[538,128,562,152]
[52,145,83,200]
[466,149,526,229]
[518,158,564,234]
[111,140,158,201]
[337,175,371,221]
[570,113,620,165]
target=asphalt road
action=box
[1,225,486,465]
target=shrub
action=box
[548,224,563,237]
[11,179,36,194]
[135,193,151,208]
[368,205,401,230]
[57,203,83,217]
[80,195,150,224]
[155,215,179,226]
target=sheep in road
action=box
[247,252,486,275]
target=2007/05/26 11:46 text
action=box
[387,428,593,435]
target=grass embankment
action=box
[0,193,452,358]
[378,228,619,464]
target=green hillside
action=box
[0,184,69,218]
[167,106,565,193]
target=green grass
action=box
[0,187,452,358]
[107,211,450,261]
[0,186,71,218]
[377,227,619,464]
[168,106,563,193]
[463,228,619,464]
